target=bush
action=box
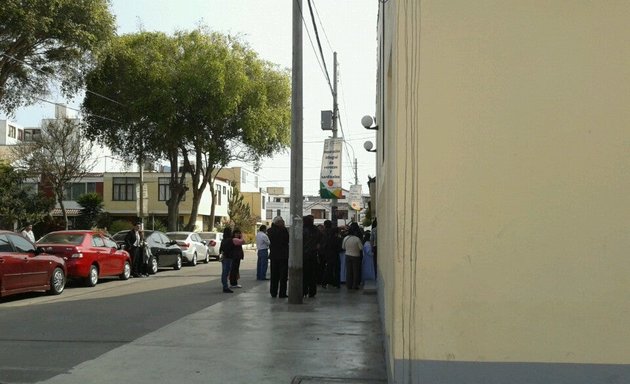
[109,220,133,235]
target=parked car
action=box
[165,232,209,265]
[197,231,223,261]
[0,231,66,297]
[37,230,131,287]
[112,230,183,273]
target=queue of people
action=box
[219,216,376,298]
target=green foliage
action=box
[82,27,291,231]
[109,220,133,235]
[0,163,54,228]
[76,192,104,229]
[0,0,115,113]
[227,182,257,235]
[12,118,96,229]
[361,204,373,227]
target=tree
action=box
[82,29,291,231]
[76,192,104,229]
[0,163,54,229]
[0,0,115,114]
[173,30,291,231]
[12,118,96,229]
[227,181,257,234]
[82,31,186,230]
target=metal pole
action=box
[331,52,339,227]
[288,0,304,304]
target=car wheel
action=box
[85,265,98,287]
[190,252,197,266]
[204,251,209,264]
[48,267,65,295]
[174,255,182,270]
[149,256,158,274]
[119,261,131,280]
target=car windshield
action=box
[199,233,217,240]
[38,233,84,245]
[167,233,189,240]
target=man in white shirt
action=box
[21,224,35,243]
[256,225,271,280]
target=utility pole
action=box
[288,0,303,304]
[331,52,339,227]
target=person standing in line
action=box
[219,227,234,293]
[255,225,271,280]
[21,223,35,243]
[370,218,377,279]
[316,223,326,286]
[322,220,341,288]
[361,231,376,283]
[267,216,289,298]
[342,223,363,290]
[302,215,322,298]
[229,228,245,289]
[124,222,144,278]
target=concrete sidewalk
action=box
[38,277,387,384]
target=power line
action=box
[1,53,126,107]
[311,0,334,53]
[306,0,334,96]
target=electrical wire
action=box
[1,53,126,107]
[306,0,334,96]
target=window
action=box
[266,209,273,220]
[241,170,247,184]
[337,210,348,219]
[0,235,12,252]
[216,189,222,205]
[158,178,170,201]
[262,197,265,209]
[113,177,138,201]
[92,236,105,247]
[276,209,281,217]
[64,182,96,200]
[8,125,16,138]
[311,209,326,219]
[104,237,117,248]
[254,175,259,188]
[17,129,23,141]
[223,186,226,194]
[274,197,281,202]
[9,234,36,252]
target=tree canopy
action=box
[12,118,96,229]
[0,0,115,114]
[0,163,54,229]
[82,28,291,230]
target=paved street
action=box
[0,253,256,383]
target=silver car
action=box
[198,231,223,261]
[165,232,209,266]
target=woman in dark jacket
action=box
[229,228,245,289]
[267,216,289,298]
[219,227,234,293]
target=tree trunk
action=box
[209,182,217,230]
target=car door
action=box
[192,233,206,256]
[91,234,113,276]
[158,233,178,265]
[0,234,23,293]
[7,233,48,289]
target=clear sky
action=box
[3,0,378,196]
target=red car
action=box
[0,230,66,298]
[37,230,131,287]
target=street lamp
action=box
[361,115,379,130]
[364,140,377,153]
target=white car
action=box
[165,232,209,266]
[198,232,223,261]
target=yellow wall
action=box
[377,0,630,375]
